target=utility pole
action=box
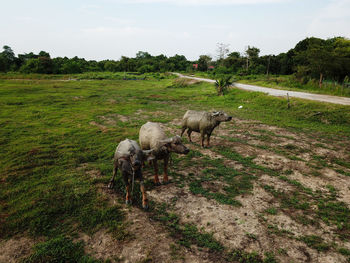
[244,45,249,71]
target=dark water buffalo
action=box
[181,110,232,147]
[139,122,189,185]
[108,139,154,209]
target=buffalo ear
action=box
[142,149,155,162]
[211,111,220,117]
[159,138,173,145]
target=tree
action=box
[197,55,212,71]
[222,52,243,72]
[38,51,50,58]
[331,37,350,81]
[1,45,15,61]
[305,44,333,88]
[0,45,16,72]
[138,64,154,74]
[215,75,233,96]
[228,52,240,59]
[104,60,118,72]
[294,38,334,87]
[136,51,151,59]
[20,58,40,73]
[216,43,230,61]
[244,46,260,70]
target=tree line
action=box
[0,49,190,74]
[1,36,349,84]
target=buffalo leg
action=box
[180,127,186,137]
[200,132,205,147]
[163,155,169,183]
[207,133,211,147]
[187,129,192,142]
[153,160,160,185]
[108,159,118,189]
[125,184,131,205]
[140,182,148,209]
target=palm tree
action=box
[215,75,233,96]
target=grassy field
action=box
[1,74,350,262]
[187,72,350,98]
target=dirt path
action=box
[174,73,350,105]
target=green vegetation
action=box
[188,156,255,206]
[265,207,278,215]
[299,235,331,252]
[23,236,100,263]
[215,75,234,95]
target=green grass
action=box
[187,156,257,206]
[299,235,331,252]
[22,235,100,263]
[265,207,278,215]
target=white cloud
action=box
[307,0,350,38]
[114,0,289,5]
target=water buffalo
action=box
[181,110,232,147]
[139,122,189,185]
[108,139,155,209]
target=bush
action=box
[167,78,200,88]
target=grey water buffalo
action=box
[181,110,232,147]
[139,122,189,185]
[108,139,155,209]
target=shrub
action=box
[215,75,234,95]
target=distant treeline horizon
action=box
[0,36,349,83]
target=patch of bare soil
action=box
[72,96,84,100]
[80,208,210,263]
[79,164,212,263]
[98,116,118,126]
[102,114,130,123]
[147,182,325,262]
[83,118,350,262]
[89,121,109,133]
[0,236,39,263]
[108,99,117,104]
[158,119,350,262]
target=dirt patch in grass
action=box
[89,121,109,132]
[98,116,118,126]
[147,181,319,262]
[152,118,350,262]
[80,207,211,263]
[79,164,212,263]
[0,236,39,263]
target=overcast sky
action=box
[1,0,349,61]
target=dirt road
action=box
[174,73,350,105]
